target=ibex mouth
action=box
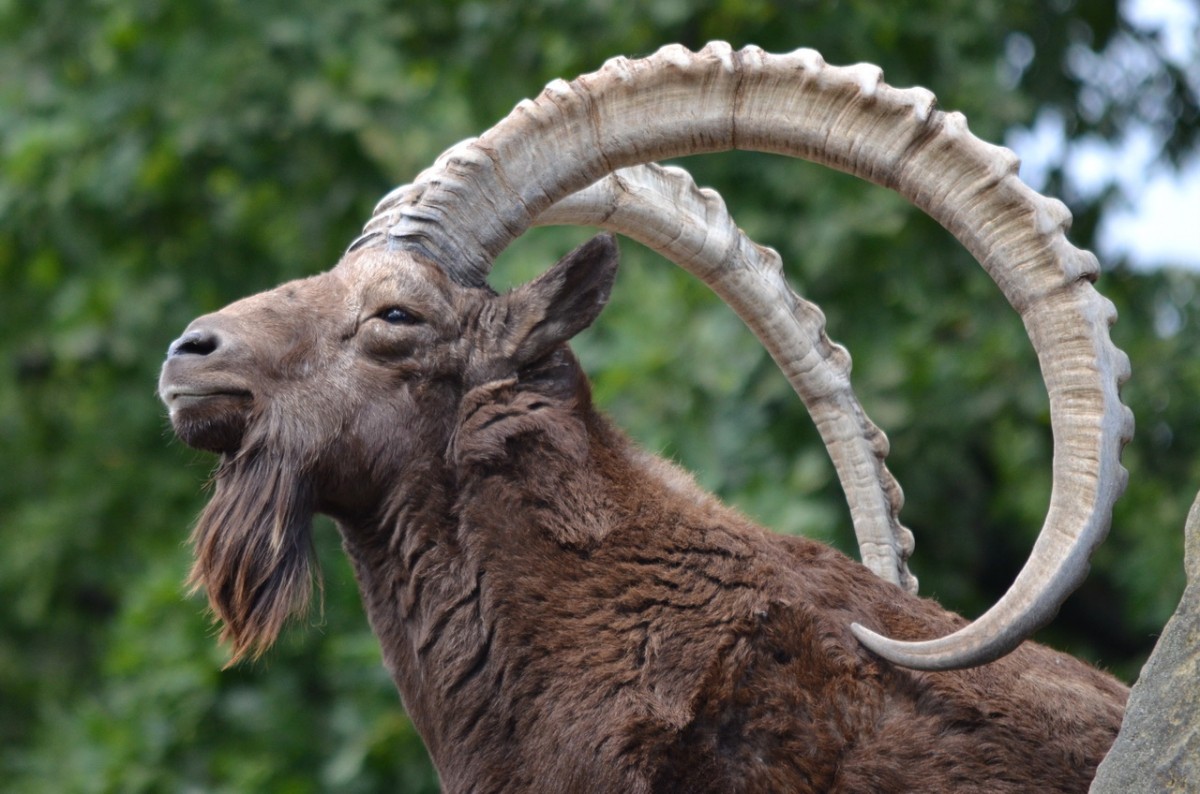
[164,388,252,408]
[162,386,253,454]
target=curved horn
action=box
[537,164,916,593]
[358,43,1133,670]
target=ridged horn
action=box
[356,42,1133,670]
[537,163,916,593]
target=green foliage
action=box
[2,0,1197,789]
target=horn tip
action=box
[850,621,1016,672]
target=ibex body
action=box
[163,238,1124,792]
[160,44,1134,792]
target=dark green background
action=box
[3,1,1198,790]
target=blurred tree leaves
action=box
[2,0,1198,790]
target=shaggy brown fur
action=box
[160,235,1127,792]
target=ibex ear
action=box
[501,233,619,368]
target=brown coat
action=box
[162,236,1126,793]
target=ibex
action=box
[159,44,1131,792]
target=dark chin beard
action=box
[170,395,251,454]
[187,443,317,664]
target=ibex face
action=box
[161,237,615,508]
[160,250,465,503]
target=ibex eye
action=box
[379,307,421,325]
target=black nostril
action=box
[168,328,221,358]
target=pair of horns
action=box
[354,43,1132,671]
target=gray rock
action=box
[1091,490,1200,792]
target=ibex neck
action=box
[333,464,475,751]
[335,400,659,791]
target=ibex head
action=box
[160,42,1133,671]
[161,234,619,660]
